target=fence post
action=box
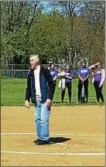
[12,64,14,78]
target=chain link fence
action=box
[1,64,77,78]
[1,64,100,104]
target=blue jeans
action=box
[35,100,51,141]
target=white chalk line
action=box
[1,132,89,137]
[1,133,104,156]
[1,150,105,156]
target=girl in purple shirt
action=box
[61,64,74,103]
[77,62,90,103]
[91,64,105,103]
[49,63,58,100]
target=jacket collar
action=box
[30,65,44,73]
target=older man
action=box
[25,55,54,145]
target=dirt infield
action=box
[1,106,105,166]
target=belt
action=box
[36,95,41,100]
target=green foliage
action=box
[1,1,105,66]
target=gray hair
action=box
[30,54,39,62]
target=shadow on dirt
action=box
[49,137,71,144]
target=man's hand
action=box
[81,78,84,82]
[53,76,57,81]
[78,75,84,82]
[95,62,100,66]
[82,79,85,82]
[45,99,52,108]
[99,83,102,88]
[65,75,72,80]
[25,100,30,108]
[83,78,87,82]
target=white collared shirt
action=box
[34,65,41,99]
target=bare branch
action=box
[26,1,38,37]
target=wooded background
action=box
[1,1,105,68]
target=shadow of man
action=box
[48,137,71,144]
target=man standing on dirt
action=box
[25,54,54,145]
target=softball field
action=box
[1,105,105,166]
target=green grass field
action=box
[1,78,104,106]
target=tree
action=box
[1,1,105,68]
[1,1,39,66]
[81,1,105,64]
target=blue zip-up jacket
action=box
[25,66,54,104]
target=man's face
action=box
[51,64,54,69]
[82,62,86,68]
[58,67,62,72]
[97,64,101,69]
[30,56,39,69]
[66,65,69,70]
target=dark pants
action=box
[78,79,88,103]
[61,82,72,103]
[94,81,104,102]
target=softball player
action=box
[49,63,58,99]
[77,62,90,103]
[61,64,74,103]
[91,64,105,103]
